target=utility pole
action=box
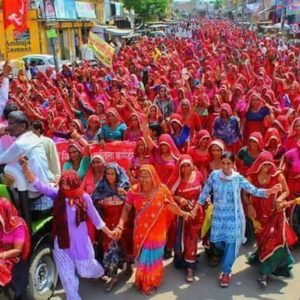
[241,0,245,31]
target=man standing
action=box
[0,111,54,228]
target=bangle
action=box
[116,224,124,231]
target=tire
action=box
[27,245,58,300]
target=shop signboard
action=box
[54,0,77,19]
[75,1,97,19]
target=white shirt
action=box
[0,78,9,117]
[0,131,54,191]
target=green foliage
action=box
[123,0,170,21]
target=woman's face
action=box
[70,122,78,131]
[250,96,260,108]
[294,120,300,135]
[171,122,181,133]
[248,139,259,151]
[107,113,116,124]
[159,143,170,155]
[221,157,234,175]
[136,140,145,154]
[95,102,104,114]
[149,107,157,117]
[259,163,272,174]
[138,170,153,191]
[92,158,104,173]
[210,144,222,159]
[213,97,219,106]
[131,116,139,128]
[268,138,278,148]
[88,119,99,130]
[106,168,117,185]
[60,178,71,191]
[181,102,189,113]
[220,109,229,119]
[178,90,184,99]
[68,146,81,162]
[56,100,63,110]
[199,137,209,148]
[181,162,193,178]
[159,87,166,97]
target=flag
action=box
[3,0,29,33]
[88,32,115,68]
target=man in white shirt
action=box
[80,39,94,61]
[0,111,54,228]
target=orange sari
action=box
[126,165,175,294]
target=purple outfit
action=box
[213,116,241,145]
[32,178,105,300]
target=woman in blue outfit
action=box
[192,152,281,287]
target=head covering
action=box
[0,198,31,260]
[264,128,281,147]
[71,119,84,134]
[53,170,86,249]
[106,107,123,125]
[92,162,130,201]
[158,134,181,159]
[193,129,212,147]
[167,154,195,194]
[134,137,150,157]
[68,142,84,155]
[208,139,225,154]
[138,164,162,188]
[274,115,290,133]
[52,117,65,131]
[248,132,264,150]
[288,117,300,137]
[87,115,101,129]
[247,151,278,176]
[220,103,233,117]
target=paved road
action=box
[51,243,300,300]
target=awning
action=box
[105,28,134,36]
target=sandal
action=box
[257,275,267,287]
[186,268,194,283]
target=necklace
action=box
[258,175,270,185]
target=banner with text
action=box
[88,32,115,67]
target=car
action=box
[0,54,72,77]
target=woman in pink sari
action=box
[124,113,144,142]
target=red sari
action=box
[168,155,204,267]
[0,199,30,287]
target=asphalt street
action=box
[51,243,300,300]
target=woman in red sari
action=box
[0,199,30,298]
[246,152,295,286]
[167,155,205,282]
[113,165,191,295]
[188,130,212,178]
[284,117,300,151]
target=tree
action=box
[123,0,170,21]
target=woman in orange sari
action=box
[113,165,191,295]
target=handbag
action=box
[201,203,213,238]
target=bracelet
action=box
[116,224,124,231]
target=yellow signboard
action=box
[88,32,114,67]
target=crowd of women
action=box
[1,18,300,299]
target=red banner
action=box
[90,141,135,170]
[56,141,136,170]
[3,0,29,33]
